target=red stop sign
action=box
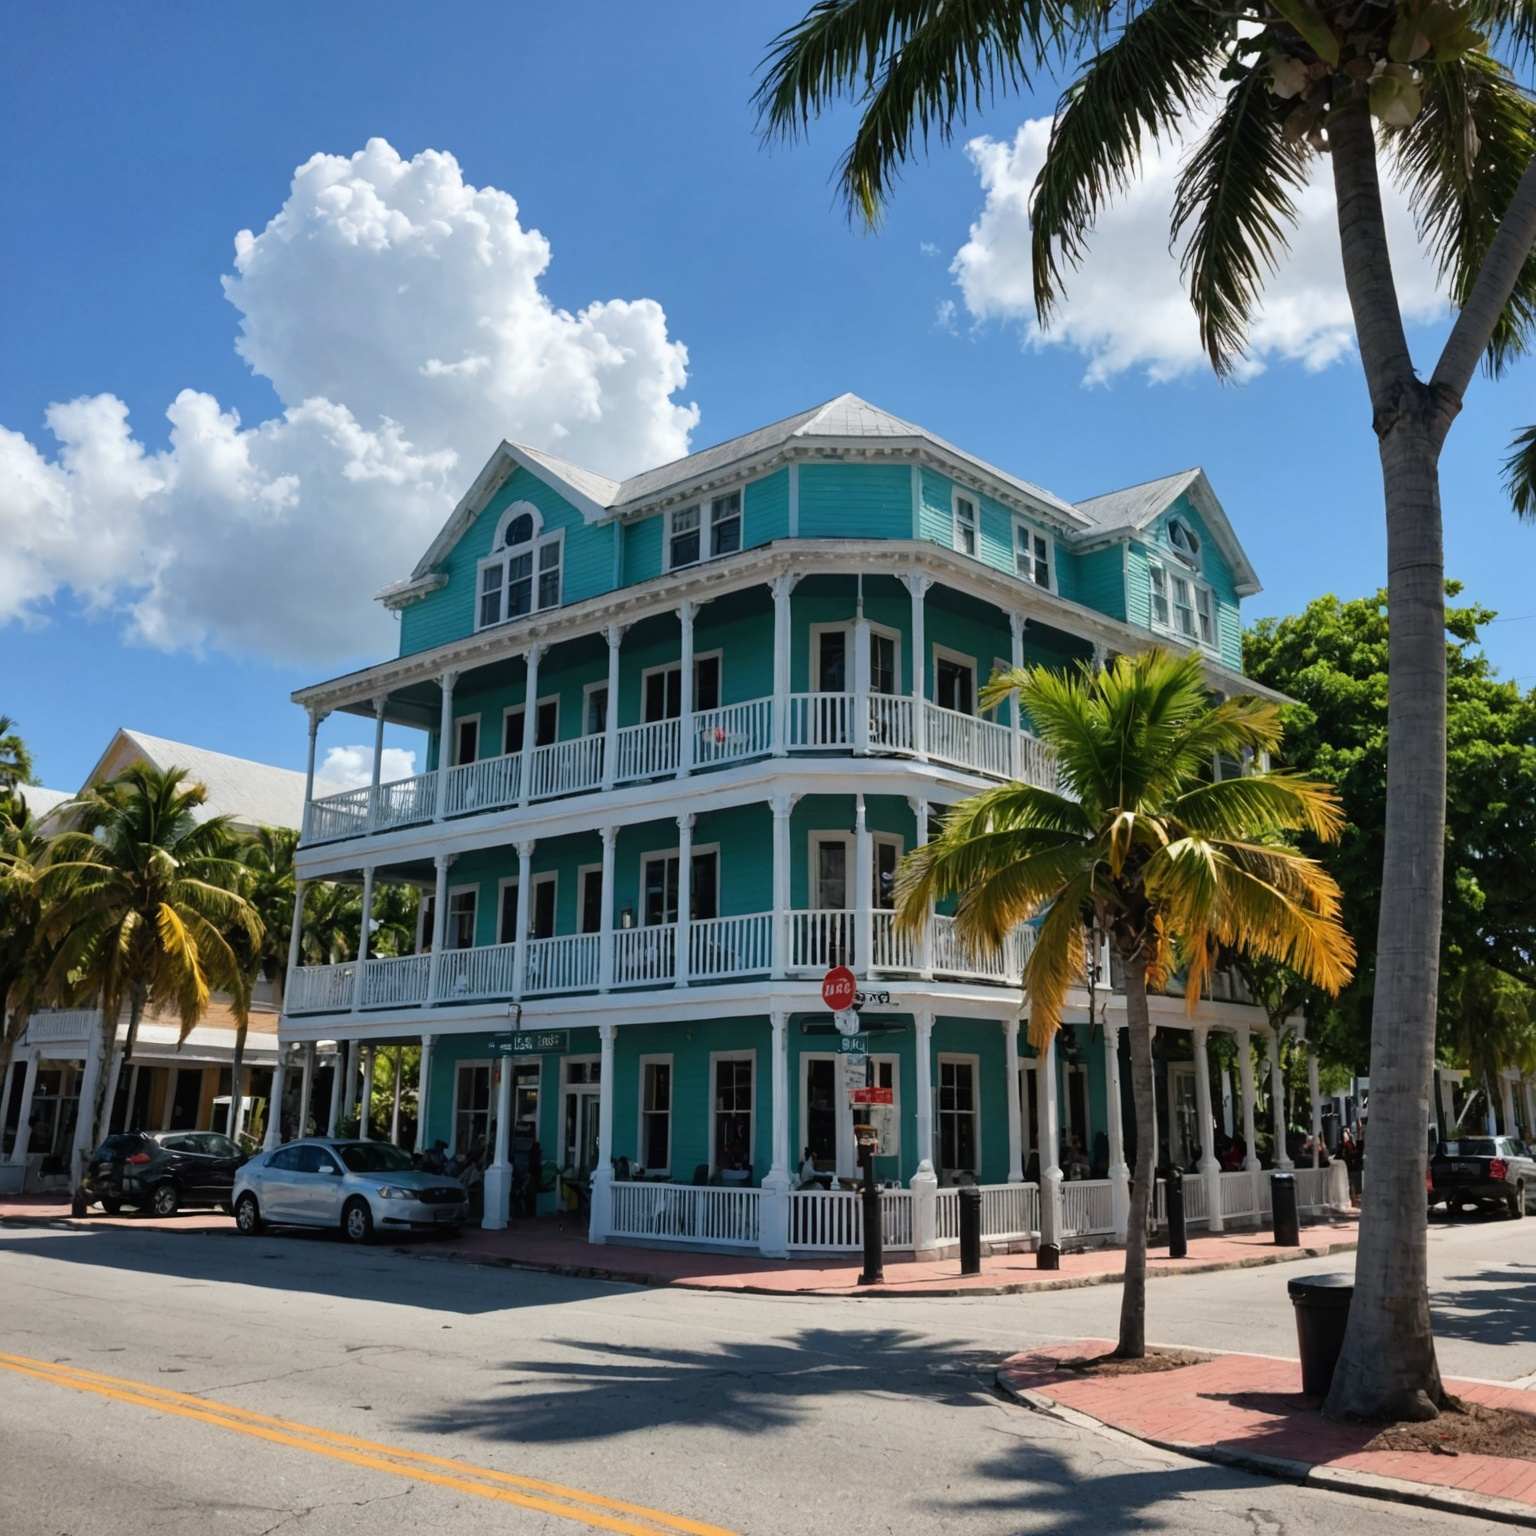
[821,965,857,1011]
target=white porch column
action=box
[770,794,793,978]
[1308,1050,1323,1167]
[511,842,535,998]
[1268,1033,1292,1170]
[1035,1032,1063,1248]
[1104,1023,1130,1241]
[426,853,452,1003]
[414,1036,434,1153]
[1501,1074,1519,1138]
[434,669,457,820]
[853,794,872,975]
[1237,1024,1260,1219]
[598,826,617,992]
[10,1055,40,1164]
[910,1008,938,1250]
[358,1045,376,1139]
[1009,613,1026,780]
[1192,1025,1223,1232]
[1220,1067,1235,1138]
[913,798,933,978]
[771,575,794,757]
[101,1048,124,1138]
[302,708,326,840]
[1003,1016,1024,1183]
[601,624,625,790]
[327,1045,345,1135]
[482,1055,515,1231]
[298,1043,316,1138]
[264,1056,288,1150]
[368,695,388,829]
[676,600,696,780]
[1525,1078,1536,1140]
[351,865,376,1013]
[390,1047,403,1144]
[0,1059,18,1150]
[517,647,544,807]
[674,814,694,987]
[285,878,307,1004]
[760,1010,792,1259]
[853,591,871,755]
[588,1024,617,1244]
[342,1038,359,1118]
[903,574,930,760]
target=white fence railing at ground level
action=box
[609,1183,760,1247]
[788,1188,915,1251]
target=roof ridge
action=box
[1076,467,1202,506]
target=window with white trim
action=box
[668,504,701,569]
[938,1056,979,1175]
[953,492,978,557]
[1194,585,1216,647]
[1167,515,1202,564]
[1148,560,1217,651]
[476,506,562,630]
[668,491,743,570]
[712,1054,753,1172]
[1014,518,1053,589]
[639,1056,672,1172]
[710,491,742,557]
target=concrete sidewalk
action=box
[999,1340,1536,1528]
[0,1194,1358,1296]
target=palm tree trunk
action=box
[1116,953,1157,1359]
[228,1027,246,1142]
[1325,96,1448,1422]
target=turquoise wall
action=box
[799,462,911,539]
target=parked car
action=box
[81,1130,246,1217]
[1429,1136,1536,1217]
[232,1138,469,1243]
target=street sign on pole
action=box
[822,966,857,1012]
[837,1033,868,1055]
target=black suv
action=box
[82,1131,246,1217]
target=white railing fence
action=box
[361,952,431,1009]
[1293,1165,1332,1212]
[526,734,604,801]
[305,787,371,844]
[1219,1168,1258,1220]
[614,924,677,988]
[443,753,521,818]
[616,717,679,783]
[870,910,919,973]
[788,1188,915,1251]
[524,932,600,994]
[689,912,773,980]
[789,692,854,750]
[691,697,772,769]
[372,773,437,832]
[979,1182,1039,1240]
[288,961,357,1013]
[788,909,856,972]
[926,701,1012,778]
[1061,1179,1115,1238]
[434,941,517,1002]
[609,1183,760,1247]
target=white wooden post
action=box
[302,708,326,841]
[352,866,375,1013]
[772,575,793,757]
[1237,1023,1260,1218]
[518,647,543,807]
[70,1025,105,1184]
[1193,1024,1222,1231]
[760,1010,792,1259]
[1009,613,1026,780]
[598,825,617,992]
[903,574,930,760]
[910,1009,938,1250]
[264,1057,288,1150]
[1104,1022,1130,1240]
[358,1045,375,1139]
[913,797,933,978]
[675,814,694,987]
[602,624,624,790]
[1003,1016,1024,1183]
[390,1047,403,1144]
[285,878,306,1008]
[588,1023,616,1243]
[434,670,457,820]
[1501,1074,1519,1138]
[853,794,872,976]
[511,841,534,998]
[1308,1049,1323,1168]
[10,1056,40,1164]
[1525,1078,1536,1140]
[853,588,871,755]
[327,1046,344,1135]
[368,695,388,831]
[415,1035,434,1153]
[297,1043,315,1138]
[771,794,792,978]
[482,1055,515,1230]
[101,1048,124,1138]
[1268,1032,1293,1169]
[426,852,452,1003]
[677,601,696,780]
[1036,1033,1063,1248]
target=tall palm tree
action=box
[0,716,35,790]
[39,765,261,1184]
[758,0,1536,1421]
[894,651,1354,1359]
[300,881,363,964]
[0,791,53,1110]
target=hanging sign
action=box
[822,966,857,1011]
[851,1086,894,1105]
[502,1029,568,1055]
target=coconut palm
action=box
[0,791,53,1113]
[300,882,363,964]
[38,765,261,1184]
[894,650,1354,1359]
[758,0,1536,1422]
[0,716,34,790]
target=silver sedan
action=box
[232,1138,469,1243]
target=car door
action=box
[257,1145,308,1220]
[297,1144,347,1223]
[174,1133,222,1200]
[196,1133,244,1201]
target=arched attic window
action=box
[476,501,564,630]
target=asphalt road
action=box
[0,1214,1527,1536]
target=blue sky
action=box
[4,2,1533,793]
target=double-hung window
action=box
[710,491,742,557]
[670,491,742,570]
[1149,560,1217,651]
[938,1058,978,1175]
[1171,572,1197,639]
[668,504,701,569]
[639,1058,672,1172]
[713,1056,753,1172]
[1195,586,1216,647]
[1148,563,1171,629]
[477,508,562,630]
[953,493,978,557]
[1014,519,1053,588]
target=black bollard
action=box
[857,1141,884,1285]
[1036,1240,1061,1270]
[958,1183,982,1276]
[1166,1167,1187,1258]
[1271,1170,1300,1246]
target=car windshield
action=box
[1438,1139,1498,1157]
[336,1143,415,1174]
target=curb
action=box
[0,1211,1356,1299]
[994,1367,1536,1531]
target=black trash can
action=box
[1288,1274,1353,1397]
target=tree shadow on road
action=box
[1431,1261,1536,1348]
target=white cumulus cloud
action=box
[320,744,419,790]
[951,115,1447,385]
[0,138,699,662]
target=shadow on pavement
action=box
[1431,1260,1536,1347]
[0,1222,623,1316]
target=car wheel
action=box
[341,1198,374,1245]
[150,1183,180,1219]
[234,1193,263,1235]
[100,1197,122,1215]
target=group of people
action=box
[417,1137,489,1191]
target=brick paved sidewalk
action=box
[1,1193,1358,1297]
[999,1341,1536,1527]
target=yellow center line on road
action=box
[0,1351,738,1536]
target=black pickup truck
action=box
[1429,1136,1535,1218]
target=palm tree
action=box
[1439,961,1536,1130]
[301,881,363,964]
[39,765,261,1184]
[0,791,53,1110]
[0,716,34,790]
[894,650,1354,1359]
[757,0,1536,1421]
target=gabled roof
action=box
[13,784,72,827]
[1075,467,1261,597]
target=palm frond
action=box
[1469,2,1536,69]
[1169,772,1346,843]
[1022,871,1093,1048]
[1505,423,1536,519]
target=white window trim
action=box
[708,489,744,560]
[937,1051,983,1177]
[449,1057,494,1156]
[1147,557,1219,654]
[502,695,561,758]
[1166,514,1203,566]
[581,680,609,738]
[639,650,724,719]
[576,861,603,935]
[636,1052,674,1175]
[951,488,979,557]
[931,643,978,716]
[1012,515,1055,590]
[638,841,722,924]
[560,1053,601,1171]
[809,620,903,694]
[808,829,854,911]
[666,487,745,572]
[452,713,480,767]
[666,502,703,572]
[708,1048,756,1175]
[475,518,565,633]
[444,882,478,951]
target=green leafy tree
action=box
[894,651,1353,1359]
[0,791,54,1104]
[758,0,1536,1422]
[39,765,261,1184]
[0,716,35,790]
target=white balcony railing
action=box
[614,923,676,988]
[615,717,679,783]
[979,1182,1039,1240]
[372,773,437,832]
[931,914,1029,984]
[870,910,919,972]
[287,961,357,1014]
[306,787,371,844]
[689,912,773,980]
[526,734,604,802]
[787,908,856,972]
[361,952,431,1009]
[788,692,854,750]
[692,697,773,770]
[926,701,1013,779]
[866,692,916,753]
[434,941,517,1002]
[442,753,521,818]
[524,932,600,994]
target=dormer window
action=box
[1148,558,1217,651]
[953,492,978,557]
[476,503,562,630]
[1167,515,1202,566]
